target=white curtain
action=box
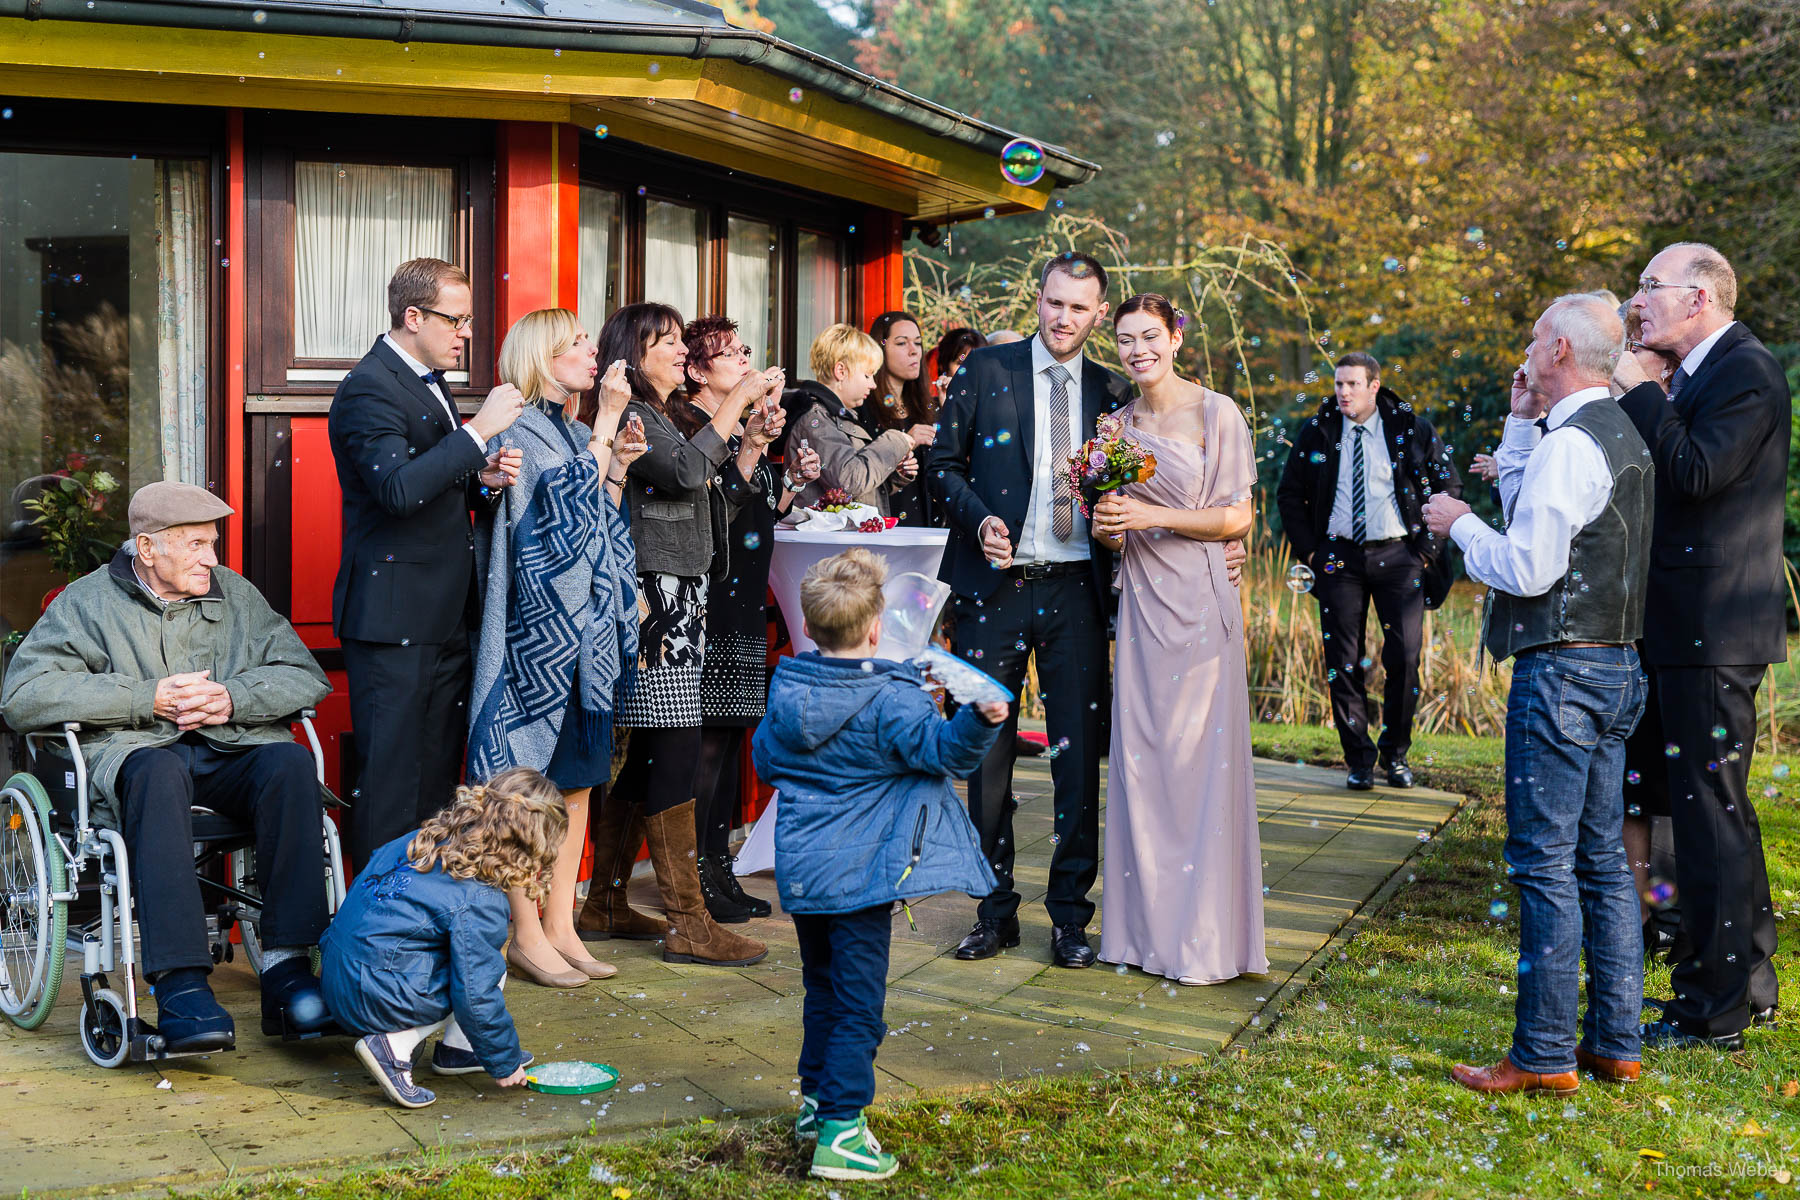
[294,162,453,359]
[795,231,844,376]
[727,217,776,370]
[155,159,209,484]
[643,199,704,317]
[578,184,621,338]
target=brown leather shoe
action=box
[1575,1046,1640,1083]
[644,800,767,967]
[576,797,669,941]
[1450,1055,1578,1096]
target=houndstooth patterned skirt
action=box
[617,572,706,729]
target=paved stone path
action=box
[2,756,1460,1196]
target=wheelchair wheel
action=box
[225,846,267,976]
[79,987,131,1068]
[1,772,68,1030]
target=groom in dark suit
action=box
[1613,242,1790,1050]
[328,258,525,869]
[928,253,1130,968]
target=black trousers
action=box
[951,570,1108,928]
[1656,664,1779,1036]
[117,738,328,978]
[341,628,471,871]
[1313,536,1424,771]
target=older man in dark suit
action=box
[1613,242,1791,1050]
[328,258,524,869]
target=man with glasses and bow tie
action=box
[1611,243,1790,1052]
[329,257,527,871]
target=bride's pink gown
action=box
[1099,394,1268,983]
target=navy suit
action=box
[1617,322,1791,1037]
[928,338,1130,929]
[328,337,494,868]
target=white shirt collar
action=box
[1030,333,1080,378]
[1545,385,1611,430]
[1679,320,1736,379]
[382,332,436,381]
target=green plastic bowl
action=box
[524,1061,620,1095]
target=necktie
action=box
[1534,417,1550,434]
[1350,424,1367,544]
[1667,366,1689,403]
[1046,363,1076,541]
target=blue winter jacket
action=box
[320,835,525,1078]
[751,653,1001,915]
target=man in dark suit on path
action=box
[927,253,1130,969]
[1275,353,1461,790]
[1613,242,1790,1050]
[328,258,525,869]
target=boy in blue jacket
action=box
[752,547,1005,1182]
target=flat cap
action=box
[128,481,235,537]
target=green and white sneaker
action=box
[810,1115,899,1181]
[794,1093,820,1142]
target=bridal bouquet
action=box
[1065,413,1156,517]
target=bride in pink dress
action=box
[1091,293,1267,985]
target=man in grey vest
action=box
[1423,293,1654,1097]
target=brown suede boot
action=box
[576,796,669,942]
[644,801,767,966]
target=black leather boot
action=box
[697,853,754,924]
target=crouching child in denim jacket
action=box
[321,767,563,1108]
[752,548,1005,1181]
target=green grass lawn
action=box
[199,726,1800,1200]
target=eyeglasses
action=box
[1634,278,1701,297]
[418,306,476,332]
[707,344,754,363]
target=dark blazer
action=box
[1617,322,1792,666]
[1274,387,1463,608]
[328,338,492,645]
[926,338,1132,601]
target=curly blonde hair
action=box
[407,767,568,903]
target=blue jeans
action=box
[1504,646,1646,1072]
[793,905,892,1119]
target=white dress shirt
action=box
[1675,319,1736,387]
[1013,334,1091,563]
[383,333,486,453]
[1449,386,1614,598]
[1325,411,1408,541]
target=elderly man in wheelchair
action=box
[2,482,338,1054]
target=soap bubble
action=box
[1043,737,1070,760]
[1489,901,1509,919]
[1773,763,1790,779]
[999,138,1047,186]
[1626,770,1641,785]
[743,532,761,550]
[789,87,804,102]
[1645,878,1677,908]
[251,8,267,21]
[595,125,609,139]
[1382,256,1400,272]
[1285,564,1315,594]
[983,208,996,220]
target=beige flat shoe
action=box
[505,941,588,989]
[550,944,618,980]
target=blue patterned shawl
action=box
[468,406,638,780]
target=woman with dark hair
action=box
[932,327,987,393]
[1090,292,1266,987]
[862,311,940,526]
[574,302,778,968]
[679,315,820,922]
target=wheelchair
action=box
[0,711,347,1067]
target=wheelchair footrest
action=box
[263,1010,346,1042]
[132,1019,236,1062]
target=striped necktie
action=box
[1046,363,1076,541]
[1667,366,1689,403]
[1350,424,1368,544]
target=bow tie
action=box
[421,370,444,388]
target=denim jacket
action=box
[751,653,1000,915]
[320,835,524,1077]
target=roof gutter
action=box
[3,0,1101,191]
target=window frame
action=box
[579,136,862,372]
[246,112,495,397]
[0,100,230,495]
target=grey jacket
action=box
[621,400,737,578]
[1,549,331,827]
[790,391,914,514]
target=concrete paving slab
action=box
[0,755,1461,1196]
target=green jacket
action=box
[1,549,330,828]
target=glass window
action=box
[795,230,848,376]
[0,152,210,638]
[726,216,779,370]
[578,184,623,339]
[293,162,453,361]
[643,199,706,318]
